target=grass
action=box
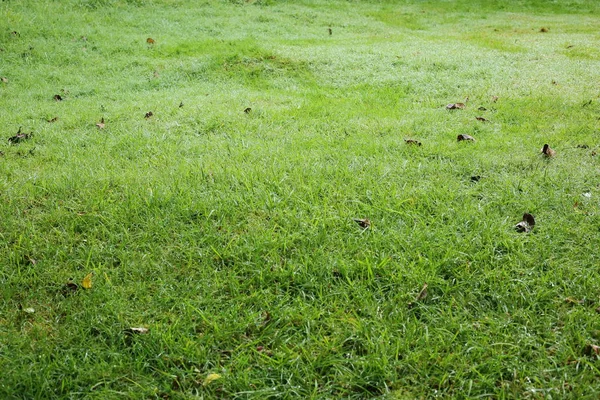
[1,0,600,398]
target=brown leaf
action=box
[1,77,7,83]
[446,103,466,110]
[515,213,535,233]
[457,134,475,142]
[53,94,63,101]
[540,27,549,33]
[144,111,153,119]
[96,117,105,129]
[146,37,155,44]
[47,117,58,123]
[404,139,422,146]
[541,144,556,157]
[125,327,149,335]
[491,96,499,103]
[475,116,489,122]
[244,107,252,114]
[353,218,371,229]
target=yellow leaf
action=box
[203,373,221,386]
[82,272,93,289]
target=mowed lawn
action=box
[1,0,600,398]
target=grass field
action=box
[1,0,600,398]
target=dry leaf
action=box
[404,139,422,146]
[8,127,32,144]
[244,107,252,114]
[541,144,556,157]
[491,96,499,103]
[353,218,371,229]
[144,111,153,119]
[446,103,466,110]
[146,37,155,44]
[53,94,63,101]
[475,116,489,122]
[1,77,7,83]
[457,134,475,142]
[125,327,149,335]
[203,373,222,386]
[82,272,93,289]
[23,307,35,314]
[96,117,105,129]
[515,213,535,233]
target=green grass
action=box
[1,0,600,398]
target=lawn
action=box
[1,0,600,398]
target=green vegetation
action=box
[1,0,600,398]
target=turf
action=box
[1,0,600,398]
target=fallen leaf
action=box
[47,117,58,123]
[353,218,371,229]
[82,272,93,289]
[475,116,489,122]
[540,27,549,33]
[491,96,499,103]
[125,327,149,335]
[446,103,466,110]
[53,94,63,101]
[144,111,153,119]
[457,134,475,142]
[96,117,105,129]
[8,127,32,144]
[404,139,422,146]
[541,144,556,157]
[515,213,535,233]
[1,77,7,83]
[146,37,155,44]
[203,373,221,386]
[244,107,252,114]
